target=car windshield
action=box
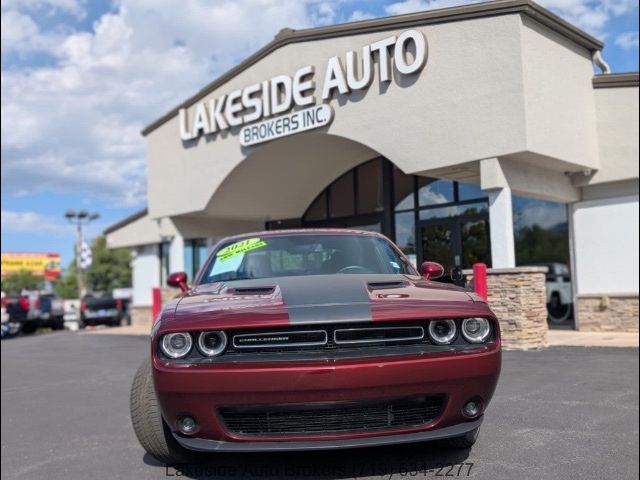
[200,234,417,283]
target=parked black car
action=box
[80,294,122,327]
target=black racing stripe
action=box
[218,274,410,325]
[275,275,372,325]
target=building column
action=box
[486,187,516,268]
[169,233,185,274]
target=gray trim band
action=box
[592,72,639,89]
[172,417,483,452]
[141,0,603,136]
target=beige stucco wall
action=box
[145,11,605,222]
[520,16,599,172]
[577,86,639,186]
[105,213,172,249]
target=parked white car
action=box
[542,263,573,324]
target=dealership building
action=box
[105,0,638,333]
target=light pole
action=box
[65,210,100,298]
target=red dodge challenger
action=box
[130,229,501,463]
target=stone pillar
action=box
[486,187,516,268]
[465,266,548,350]
[161,287,182,306]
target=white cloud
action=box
[385,0,482,16]
[348,10,376,22]
[1,0,86,19]
[1,209,71,236]
[1,209,106,238]
[615,31,639,49]
[536,0,637,39]
[1,0,341,207]
[382,0,637,40]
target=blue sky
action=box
[2,0,638,268]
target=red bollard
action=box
[473,263,488,301]
[151,287,162,323]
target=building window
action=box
[356,158,383,213]
[418,202,488,221]
[393,167,415,211]
[302,157,385,226]
[184,239,209,280]
[512,196,569,265]
[417,178,455,206]
[394,211,416,265]
[304,191,327,221]
[296,158,490,276]
[329,170,355,217]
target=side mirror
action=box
[421,262,444,280]
[167,272,189,292]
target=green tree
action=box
[85,235,132,292]
[53,270,79,299]
[1,270,42,295]
[515,224,569,265]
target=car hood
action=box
[164,274,491,331]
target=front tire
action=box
[21,322,38,334]
[130,358,200,464]
[439,427,479,449]
[51,317,65,330]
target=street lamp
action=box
[65,210,100,298]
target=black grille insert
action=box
[334,326,424,344]
[219,395,445,436]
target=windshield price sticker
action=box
[216,238,267,261]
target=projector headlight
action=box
[427,320,457,345]
[160,332,193,358]
[197,331,227,357]
[461,318,491,343]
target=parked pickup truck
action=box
[81,294,122,327]
[39,294,65,330]
[2,292,41,334]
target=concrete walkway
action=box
[87,323,639,348]
[83,323,151,335]
[547,329,638,348]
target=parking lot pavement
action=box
[1,333,638,480]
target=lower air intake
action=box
[219,395,445,436]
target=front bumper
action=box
[153,344,500,450]
[172,417,483,452]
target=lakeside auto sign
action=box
[179,29,427,146]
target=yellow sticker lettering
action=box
[216,238,267,261]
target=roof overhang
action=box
[593,72,640,89]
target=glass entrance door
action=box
[419,214,490,279]
[420,219,456,273]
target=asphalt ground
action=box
[1,332,638,480]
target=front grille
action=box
[226,322,436,355]
[219,395,445,436]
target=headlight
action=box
[461,318,491,343]
[160,332,193,358]
[427,320,457,345]
[197,331,227,357]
